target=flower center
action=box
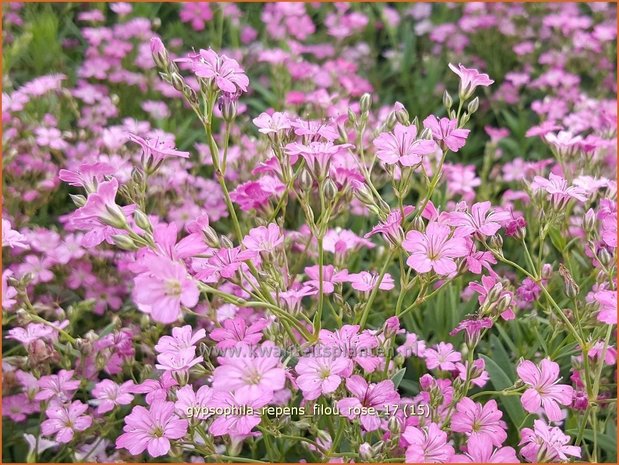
[165,279,182,297]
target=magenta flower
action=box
[230,176,285,211]
[423,115,470,152]
[451,398,507,447]
[212,342,286,399]
[373,123,437,167]
[319,324,381,372]
[133,256,199,324]
[179,2,213,31]
[295,354,352,400]
[347,271,395,292]
[91,380,135,415]
[456,359,490,388]
[304,264,349,294]
[242,223,284,254]
[517,359,573,421]
[454,436,519,463]
[210,317,268,349]
[448,63,494,99]
[446,201,511,237]
[402,422,455,463]
[337,375,399,431]
[402,222,469,275]
[424,342,462,371]
[35,370,80,403]
[58,161,115,193]
[519,419,580,462]
[41,400,92,443]
[116,400,188,457]
[182,48,249,94]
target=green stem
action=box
[359,249,395,329]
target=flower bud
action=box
[112,234,138,251]
[360,93,372,113]
[388,416,401,434]
[171,72,185,92]
[411,216,426,232]
[467,96,479,114]
[495,293,512,313]
[385,111,397,130]
[70,194,87,207]
[488,234,503,250]
[322,178,338,201]
[347,108,357,126]
[220,236,234,249]
[559,264,579,298]
[598,248,613,267]
[203,226,220,248]
[541,263,553,280]
[487,282,504,303]
[395,108,409,125]
[359,443,373,461]
[150,37,168,69]
[299,168,314,191]
[584,208,596,234]
[218,94,238,122]
[443,90,453,109]
[134,210,152,233]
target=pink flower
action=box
[2,270,18,310]
[456,359,489,388]
[116,400,188,457]
[181,48,249,94]
[337,375,399,431]
[454,436,519,463]
[446,201,511,237]
[35,370,80,403]
[365,206,414,244]
[423,115,470,152]
[304,265,348,294]
[424,342,462,371]
[242,223,284,254]
[58,162,115,193]
[91,380,135,415]
[592,289,617,325]
[174,384,214,420]
[212,342,286,399]
[373,123,437,167]
[2,218,29,249]
[132,372,178,404]
[133,256,199,324]
[154,325,206,355]
[253,111,292,135]
[531,173,588,208]
[285,141,353,177]
[41,400,92,443]
[517,359,573,421]
[397,332,426,357]
[402,423,455,463]
[128,133,190,168]
[319,325,381,372]
[402,222,468,275]
[519,420,580,462]
[179,2,213,31]
[448,63,494,99]
[208,390,271,437]
[210,317,268,348]
[72,177,129,229]
[347,271,395,292]
[295,354,352,400]
[451,398,507,447]
[230,176,285,211]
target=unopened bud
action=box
[299,168,314,191]
[347,108,357,125]
[443,90,453,109]
[467,97,479,114]
[323,178,338,201]
[420,127,433,140]
[395,108,409,125]
[411,216,426,232]
[495,293,512,313]
[134,210,152,233]
[360,93,372,113]
[171,72,185,92]
[559,264,579,298]
[220,236,234,249]
[70,194,87,207]
[359,443,373,461]
[541,263,553,280]
[489,234,503,250]
[598,248,612,267]
[388,416,401,434]
[112,234,138,251]
[203,226,220,248]
[487,282,504,303]
[150,37,168,69]
[584,208,596,234]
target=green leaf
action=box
[547,226,566,253]
[567,429,617,462]
[480,354,525,428]
[391,368,406,389]
[490,335,516,380]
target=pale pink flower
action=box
[423,115,470,152]
[373,123,437,167]
[41,400,92,443]
[212,342,286,399]
[402,422,455,463]
[304,265,348,294]
[451,398,507,447]
[365,206,414,244]
[456,359,490,388]
[253,111,292,135]
[91,380,135,414]
[72,177,129,229]
[517,359,573,421]
[115,400,188,457]
[35,370,80,403]
[154,325,206,355]
[2,270,18,310]
[319,324,380,372]
[397,332,426,357]
[337,375,399,431]
[347,271,395,292]
[2,218,29,249]
[59,162,115,192]
[591,289,617,325]
[402,222,468,275]
[446,201,511,237]
[242,223,284,253]
[295,354,352,400]
[454,435,519,463]
[449,63,494,99]
[519,419,580,462]
[208,390,271,437]
[174,384,214,420]
[531,173,588,207]
[210,317,268,349]
[179,2,213,31]
[132,372,178,404]
[128,133,190,167]
[180,48,249,94]
[133,256,199,324]
[424,342,461,371]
